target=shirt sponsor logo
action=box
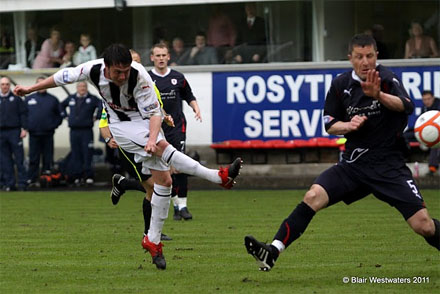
[346,100,381,117]
[63,70,69,83]
[28,98,37,105]
[143,101,159,112]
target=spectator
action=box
[73,33,97,66]
[0,33,15,69]
[421,90,440,175]
[180,32,218,65]
[25,76,62,186]
[233,2,267,63]
[0,77,27,191]
[169,37,187,66]
[60,41,76,68]
[207,6,236,63]
[25,28,44,68]
[60,81,102,185]
[33,27,64,69]
[404,21,439,58]
[371,24,390,59]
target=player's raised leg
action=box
[156,141,242,189]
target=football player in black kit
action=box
[244,34,440,271]
[148,43,202,221]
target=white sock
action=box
[171,195,179,208]
[147,184,171,244]
[162,145,221,184]
[271,239,285,253]
[178,197,187,210]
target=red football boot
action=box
[218,157,243,189]
[142,235,166,270]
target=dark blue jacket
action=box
[0,91,27,129]
[60,93,102,129]
[422,97,440,113]
[25,91,62,135]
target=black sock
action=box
[174,173,188,198]
[121,178,146,193]
[273,201,316,249]
[424,218,440,250]
[143,198,151,235]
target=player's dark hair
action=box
[348,34,377,53]
[422,90,433,96]
[150,43,169,55]
[102,44,132,67]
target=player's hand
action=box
[348,115,368,131]
[107,138,118,149]
[20,129,27,139]
[361,69,381,99]
[144,140,157,154]
[13,85,32,96]
[164,114,175,127]
[193,109,202,122]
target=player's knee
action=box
[160,176,172,187]
[303,187,327,211]
[153,172,173,187]
[410,217,435,237]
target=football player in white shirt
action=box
[14,43,242,270]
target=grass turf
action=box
[0,189,438,294]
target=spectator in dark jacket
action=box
[25,28,44,68]
[25,76,62,185]
[0,76,28,191]
[60,81,102,185]
[233,2,267,63]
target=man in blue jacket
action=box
[25,76,62,185]
[60,81,102,185]
[0,76,28,191]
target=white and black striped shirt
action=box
[54,59,161,124]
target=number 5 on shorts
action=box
[406,180,422,199]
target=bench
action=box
[210,138,345,164]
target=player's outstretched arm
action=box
[327,115,368,135]
[13,76,57,96]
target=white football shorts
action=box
[109,119,169,173]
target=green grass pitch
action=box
[0,189,439,293]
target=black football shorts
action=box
[314,157,425,220]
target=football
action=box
[414,110,440,148]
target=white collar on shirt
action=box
[0,90,11,98]
[151,68,171,78]
[351,63,379,82]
